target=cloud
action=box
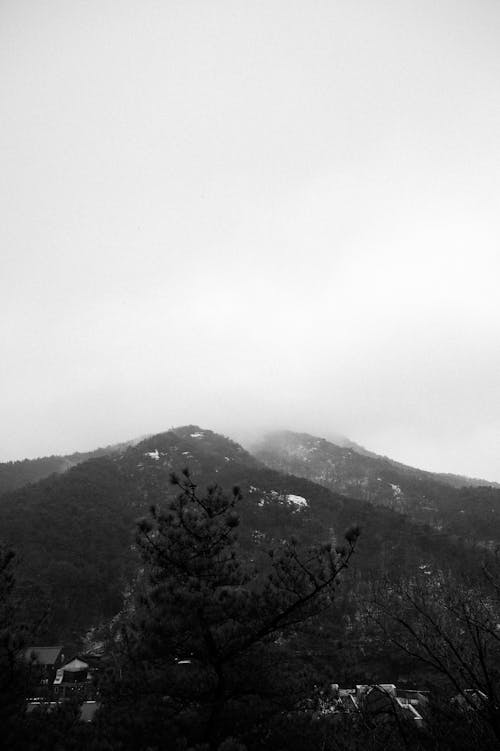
[1,0,499,479]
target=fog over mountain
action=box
[1,0,499,480]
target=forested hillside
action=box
[2,426,500,749]
[0,437,145,495]
[254,431,500,547]
[0,426,484,651]
[0,456,74,495]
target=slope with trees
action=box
[0,426,485,657]
[0,437,145,496]
[254,430,500,547]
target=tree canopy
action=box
[98,470,359,750]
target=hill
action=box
[253,430,500,547]
[0,425,482,665]
[0,436,147,495]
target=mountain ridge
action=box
[3,426,497,498]
[253,430,500,547]
[254,429,499,489]
[0,435,149,495]
[0,424,481,649]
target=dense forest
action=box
[0,437,145,495]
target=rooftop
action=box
[24,646,64,666]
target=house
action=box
[363,685,425,726]
[24,646,65,695]
[330,683,428,726]
[53,656,94,699]
[452,688,488,711]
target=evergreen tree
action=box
[100,470,359,750]
[0,546,30,747]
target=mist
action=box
[1,0,499,481]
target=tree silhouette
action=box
[101,469,359,750]
[0,546,30,746]
[371,565,500,748]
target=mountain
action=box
[0,436,148,496]
[0,455,75,495]
[3,427,493,499]
[0,425,480,659]
[253,430,500,547]
[429,470,500,489]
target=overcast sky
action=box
[1,0,500,480]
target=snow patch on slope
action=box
[258,491,308,511]
[287,494,308,508]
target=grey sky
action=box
[1,0,500,480]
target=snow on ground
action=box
[286,494,308,508]
[190,432,204,438]
[145,450,159,461]
[390,483,402,496]
[258,492,308,510]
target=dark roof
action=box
[24,646,64,666]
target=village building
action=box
[53,657,94,699]
[330,683,428,726]
[24,646,65,696]
[24,646,100,702]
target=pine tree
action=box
[101,470,359,750]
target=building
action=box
[53,657,94,699]
[24,646,65,696]
[330,683,428,726]
[452,688,488,711]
